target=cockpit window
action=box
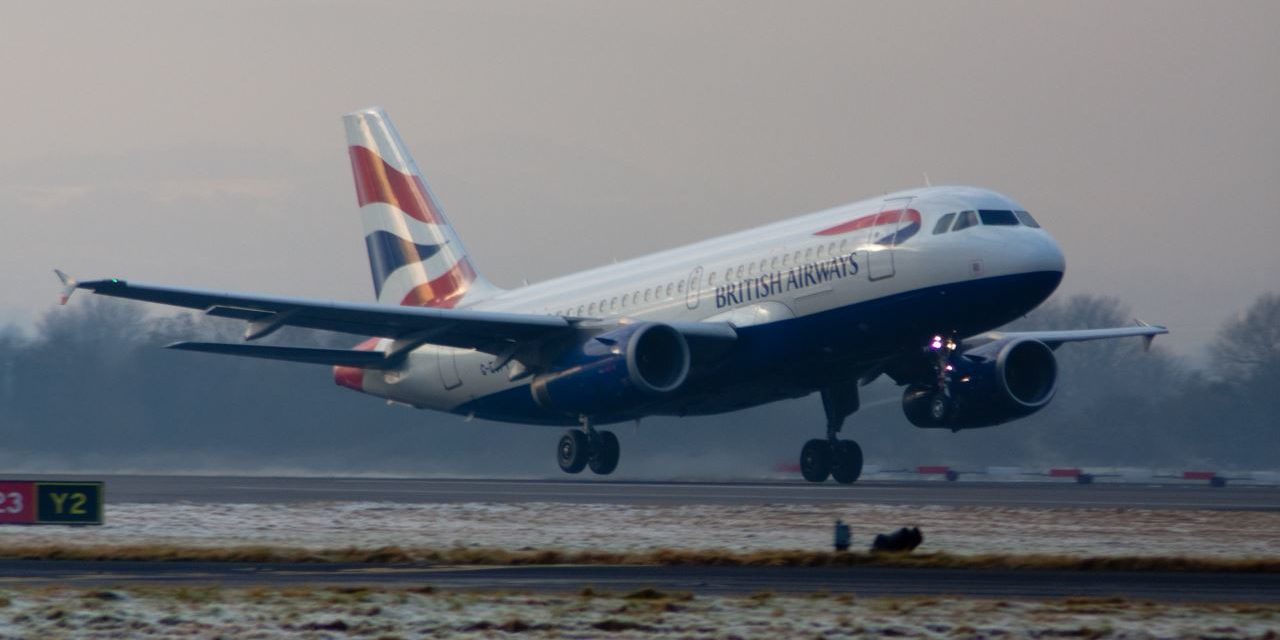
[952,210,979,231]
[979,209,1019,226]
[932,212,956,234]
[1014,210,1041,228]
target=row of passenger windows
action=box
[933,209,1040,234]
[552,239,855,317]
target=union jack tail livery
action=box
[344,107,500,308]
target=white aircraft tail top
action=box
[343,107,500,308]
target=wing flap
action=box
[167,342,396,368]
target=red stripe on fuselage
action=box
[815,209,920,236]
[333,337,381,391]
[399,259,477,308]
[348,145,443,224]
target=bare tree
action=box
[1212,293,1280,383]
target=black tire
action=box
[588,430,620,475]
[557,430,589,474]
[830,440,864,484]
[800,439,832,483]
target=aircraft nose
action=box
[1036,233,1066,275]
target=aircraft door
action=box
[437,347,462,390]
[866,196,914,281]
[685,266,703,310]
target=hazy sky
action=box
[2,1,1277,358]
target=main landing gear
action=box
[799,380,864,484]
[557,416,620,475]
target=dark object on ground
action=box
[834,520,851,552]
[872,527,923,553]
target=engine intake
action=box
[532,322,690,416]
[903,337,1057,430]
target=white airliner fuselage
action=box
[59,107,1164,482]
[361,185,1065,425]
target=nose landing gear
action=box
[557,416,620,475]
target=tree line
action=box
[0,293,1275,475]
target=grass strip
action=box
[0,544,1276,573]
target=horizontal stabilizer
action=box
[166,342,394,369]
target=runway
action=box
[10,474,1280,511]
[3,560,1277,602]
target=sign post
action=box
[0,481,103,525]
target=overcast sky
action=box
[2,1,1277,359]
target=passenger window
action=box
[759,259,767,272]
[828,243,836,255]
[708,271,717,285]
[839,239,848,251]
[588,302,596,315]
[771,256,779,269]
[979,210,1019,226]
[805,248,813,259]
[748,262,756,276]
[677,280,685,293]
[643,290,650,302]
[1015,210,1041,228]
[953,210,978,231]
[610,296,618,311]
[816,245,825,258]
[725,268,732,281]
[736,265,744,278]
[782,253,790,266]
[933,212,956,234]
[794,251,802,263]
[665,283,674,297]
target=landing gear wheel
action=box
[588,430,620,475]
[830,440,864,484]
[800,439,832,483]
[557,430,589,474]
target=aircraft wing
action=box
[967,324,1169,350]
[56,273,740,368]
[59,275,572,352]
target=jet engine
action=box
[903,337,1057,430]
[531,322,690,416]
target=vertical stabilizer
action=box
[344,107,500,308]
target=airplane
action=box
[55,107,1167,483]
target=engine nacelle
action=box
[531,322,690,416]
[903,338,1057,430]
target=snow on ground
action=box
[0,586,1275,639]
[1,501,1277,558]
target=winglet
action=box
[54,269,78,305]
[1134,318,1160,352]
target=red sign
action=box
[1183,471,1217,481]
[0,482,35,524]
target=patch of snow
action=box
[0,501,1276,558]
